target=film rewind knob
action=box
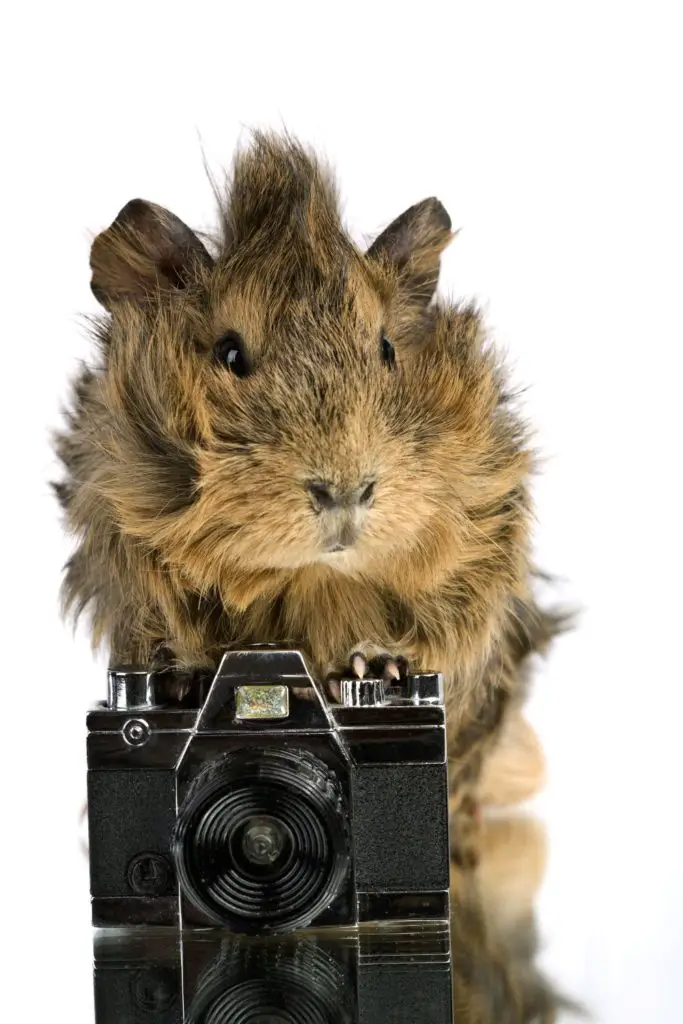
[107,668,159,711]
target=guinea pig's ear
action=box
[90,199,213,310]
[366,197,453,305]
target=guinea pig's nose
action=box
[306,479,376,512]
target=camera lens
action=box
[173,748,350,933]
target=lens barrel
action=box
[173,748,350,933]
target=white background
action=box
[1,2,681,1020]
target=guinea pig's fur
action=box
[54,131,564,854]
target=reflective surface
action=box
[88,814,583,1022]
[94,922,453,1022]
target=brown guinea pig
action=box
[53,131,564,860]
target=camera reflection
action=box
[93,815,582,1023]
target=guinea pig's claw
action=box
[347,651,409,681]
[382,659,401,681]
[351,653,367,678]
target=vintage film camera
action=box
[93,922,453,1023]
[87,646,450,933]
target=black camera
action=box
[93,922,453,1023]
[87,646,450,933]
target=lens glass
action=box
[231,814,293,874]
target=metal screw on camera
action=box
[127,853,172,896]
[122,718,150,746]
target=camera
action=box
[87,646,450,933]
[93,922,453,1023]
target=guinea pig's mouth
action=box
[318,540,354,561]
[317,522,361,562]
[314,534,359,567]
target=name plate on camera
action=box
[235,683,290,720]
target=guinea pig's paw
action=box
[340,646,411,682]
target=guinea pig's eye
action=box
[213,331,250,377]
[380,332,396,369]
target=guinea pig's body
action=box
[54,133,562,861]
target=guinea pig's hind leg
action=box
[449,788,483,869]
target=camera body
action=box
[87,646,450,933]
[93,922,453,1024]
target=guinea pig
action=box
[53,131,565,861]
